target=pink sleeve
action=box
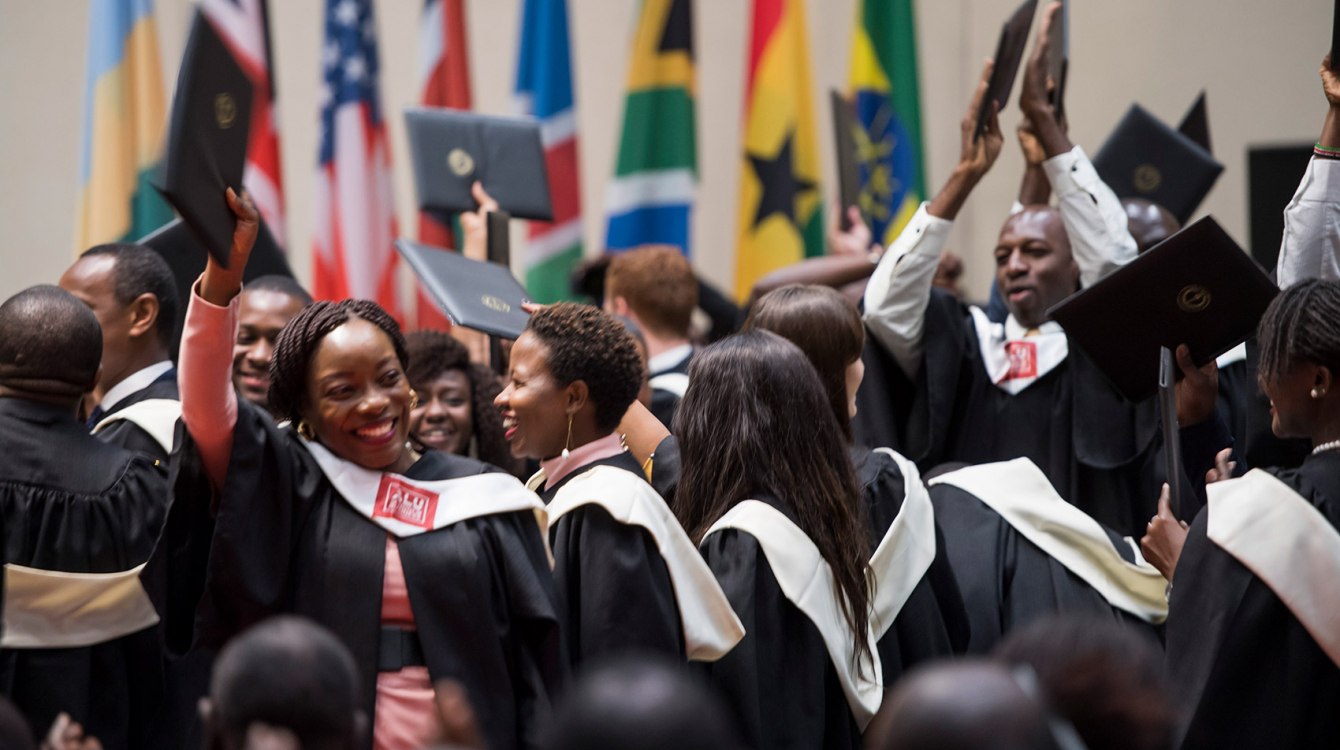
[179,279,241,488]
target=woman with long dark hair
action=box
[1144,279,1340,749]
[403,330,522,476]
[496,303,741,668]
[676,330,879,750]
[743,285,968,684]
[150,190,562,750]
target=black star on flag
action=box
[748,132,816,231]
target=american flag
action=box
[415,0,473,331]
[312,0,401,320]
[201,0,286,245]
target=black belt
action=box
[378,626,426,672]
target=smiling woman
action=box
[148,188,563,750]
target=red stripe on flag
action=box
[529,137,581,238]
[746,0,785,98]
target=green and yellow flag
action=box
[734,0,824,300]
[849,0,926,245]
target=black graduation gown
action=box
[1166,450,1340,749]
[849,447,968,684]
[149,399,563,750]
[649,354,692,431]
[853,290,1162,537]
[93,369,179,463]
[540,452,684,667]
[697,495,864,750]
[0,398,167,750]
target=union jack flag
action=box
[312,0,401,320]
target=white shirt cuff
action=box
[1042,145,1098,198]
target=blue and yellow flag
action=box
[849,0,925,246]
[76,0,173,250]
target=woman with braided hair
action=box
[495,302,742,669]
[149,189,562,750]
[1143,279,1340,749]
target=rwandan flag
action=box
[734,0,824,300]
[604,0,696,255]
[76,0,174,251]
[515,0,583,304]
[849,0,926,246]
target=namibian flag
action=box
[76,0,174,251]
[849,0,925,246]
[604,0,696,256]
[734,0,824,300]
[515,0,583,304]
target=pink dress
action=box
[179,284,436,750]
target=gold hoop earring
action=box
[562,414,573,459]
[409,389,420,410]
[297,420,316,441]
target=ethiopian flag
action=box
[849,0,926,246]
[734,0,824,300]
[604,0,696,255]
[76,0,174,251]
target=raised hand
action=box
[828,206,877,257]
[1205,447,1237,485]
[1141,483,1190,581]
[201,188,260,306]
[927,59,1001,221]
[1018,2,1072,158]
[459,181,501,262]
[1323,54,1340,109]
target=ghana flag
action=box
[734,0,824,300]
[849,0,926,246]
[604,0,696,255]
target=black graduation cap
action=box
[1092,102,1224,225]
[975,0,1038,140]
[1047,216,1278,403]
[396,238,533,340]
[404,107,553,222]
[1046,0,1068,121]
[1177,91,1212,155]
[157,9,254,267]
[829,90,863,230]
[140,217,294,355]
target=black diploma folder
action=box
[396,238,533,340]
[1047,216,1279,403]
[405,107,553,222]
[976,0,1038,139]
[157,9,254,267]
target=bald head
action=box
[0,285,102,400]
[870,662,1057,750]
[995,206,1079,329]
[1122,199,1179,254]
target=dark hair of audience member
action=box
[674,330,871,665]
[404,330,516,470]
[1256,278,1340,388]
[870,660,1059,750]
[743,284,864,440]
[206,616,363,750]
[0,285,103,401]
[246,274,314,306]
[994,615,1178,750]
[267,300,408,426]
[0,696,35,750]
[524,303,644,433]
[80,243,180,348]
[540,655,741,750]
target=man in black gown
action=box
[856,24,1161,537]
[0,285,168,750]
[59,244,181,461]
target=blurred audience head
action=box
[203,616,365,750]
[0,285,103,407]
[234,275,312,412]
[541,655,740,750]
[993,615,1177,750]
[868,660,1062,750]
[1121,199,1180,254]
[604,246,698,345]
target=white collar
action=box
[98,360,174,412]
[968,308,1069,395]
[649,344,693,374]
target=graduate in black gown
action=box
[1144,279,1340,749]
[0,286,166,750]
[856,11,1162,538]
[148,190,561,750]
[676,331,881,750]
[498,303,741,668]
[742,285,968,683]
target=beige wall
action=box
[0,0,1332,305]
